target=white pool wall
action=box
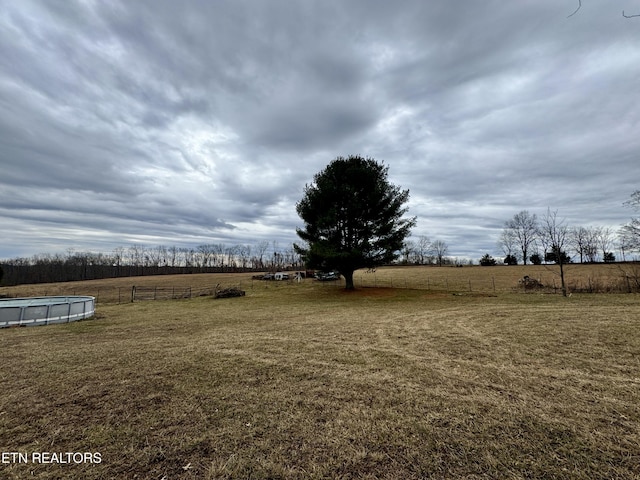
[0,296,95,328]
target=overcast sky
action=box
[1,0,639,262]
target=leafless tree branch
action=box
[567,2,640,19]
[567,0,581,18]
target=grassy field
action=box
[1,268,639,478]
[1,263,639,302]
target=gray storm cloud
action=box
[1,0,639,259]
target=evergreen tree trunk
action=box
[343,270,355,290]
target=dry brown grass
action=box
[0,272,253,304]
[1,263,637,302]
[1,271,639,479]
[354,263,638,294]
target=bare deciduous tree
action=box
[498,229,518,263]
[238,244,251,269]
[431,240,449,267]
[416,236,432,265]
[619,190,640,254]
[503,211,538,265]
[570,226,599,263]
[540,209,570,296]
[596,227,615,262]
[570,226,588,263]
[255,240,270,270]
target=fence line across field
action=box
[351,272,639,294]
[2,268,638,304]
[353,273,501,292]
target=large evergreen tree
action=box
[295,156,416,290]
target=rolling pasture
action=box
[1,262,639,302]
[1,265,639,479]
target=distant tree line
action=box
[495,197,640,266]
[0,241,303,286]
[397,236,459,266]
[4,191,639,287]
[477,191,640,270]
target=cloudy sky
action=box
[1,0,639,262]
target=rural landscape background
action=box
[2,1,640,478]
[1,265,640,479]
[1,1,639,260]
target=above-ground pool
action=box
[0,296,95,328]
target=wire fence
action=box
[0,283,240,304]
[7,278,302,304]
[348,270,640,294]
[0,278,304,304]
[2,265,638,304]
